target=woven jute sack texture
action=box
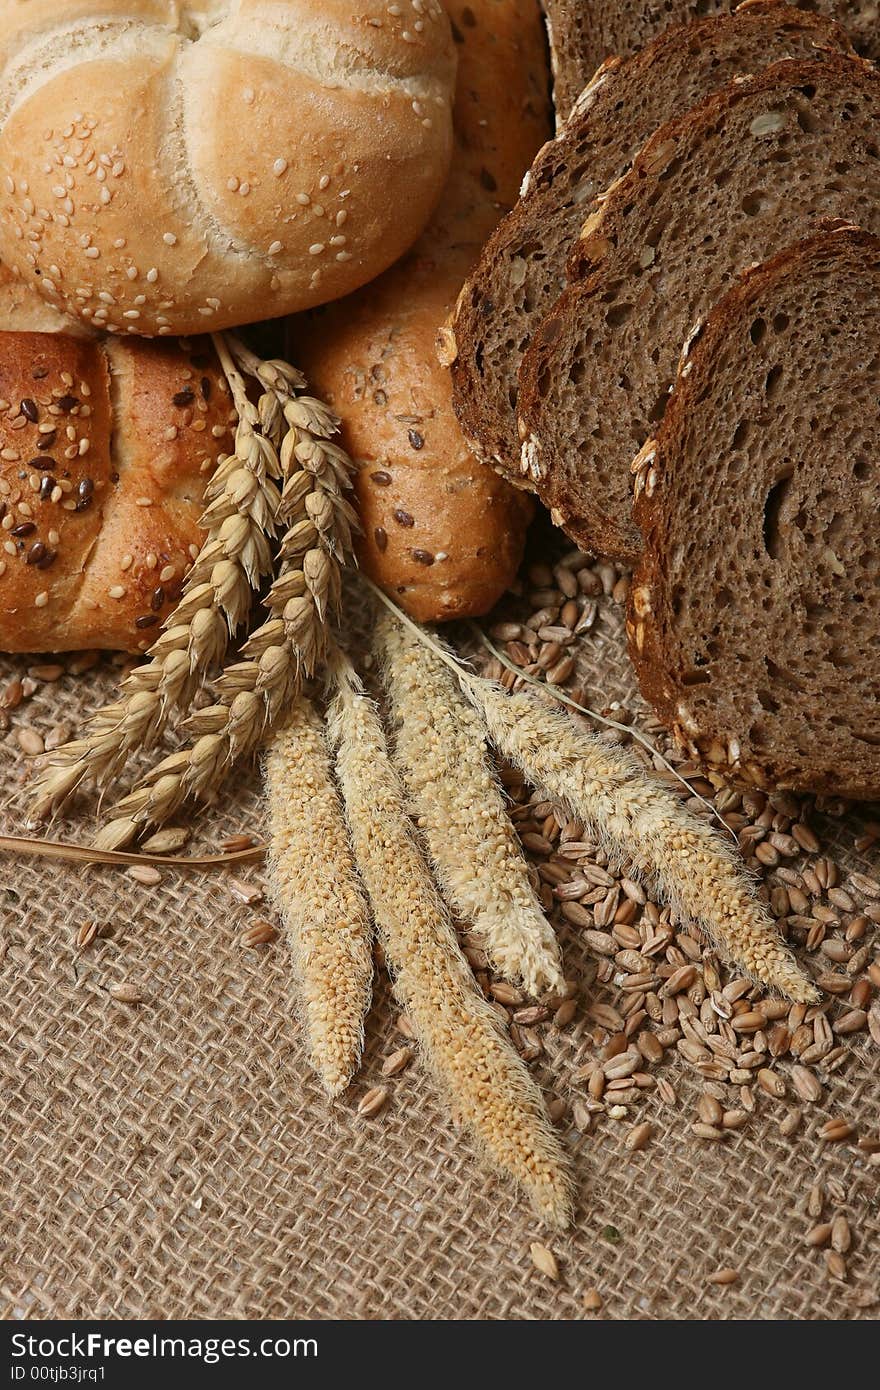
[1,583,878,1321]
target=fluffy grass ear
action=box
[365,581,814,1002]
[266,698,373,1098]
[328,654,574,1228]
[376,610,564,996]
[470,682,817,1004]
[36,335,358,848]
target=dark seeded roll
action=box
[449,4,852,481]
[0,332,232,652]
[544,0,880,120]
[518,55,880,563]
[629,227,880,800]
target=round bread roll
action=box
[0,259,91,337]
[0,1,456,336]
[0,330,233,652]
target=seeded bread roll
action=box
[629,227,880,799]
[0,1,456,337]
[0,331,231,652]
[291,0,547,623]
[449,4,851,480]
[544,0,880,120]
[0,261,92,337]
[518,55,880,563]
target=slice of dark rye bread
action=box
[448,5,851,481]
[544,0,880,121]
[517,54,880,563]
[628,226,880,800]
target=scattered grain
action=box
[831,1215,851,1254]
[239,920,277,948]
[805,1222,833,1247]
[357,1086,389,1118]
[625,1121,654,1151]
[227,877,263,906]
[140,826,190,854]
[382,1047,413,1078]
[825,1250,847,1282]
[76,921,100,950]
[530,1243,559,1281]
[108,983,145,1005]
[818,1119,855,1143]
[126,865,162,886]
[16,727,44,756]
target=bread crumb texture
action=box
[630,228,880,800]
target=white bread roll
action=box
[0,1,456,336]
[0,258,91,336]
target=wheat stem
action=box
[377,610,563,996]
[471,682,817,1003]
[266,698,373,1096]
[0,834,263,868]
[328,653,573,1227]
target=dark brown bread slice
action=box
[449,4,851,481]
[544,0,880,120]
[518,55,880,562]
[628,226,880,799]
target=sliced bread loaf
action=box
[518,55,880,562]
[544,0,880,120]
[628,226,880,799]
[449,5,851,481]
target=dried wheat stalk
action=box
[328,654,573,1227]
[80,347,359,849]
[377,610,563,996]
[30,336,296,819]
[266,697,373,1096]
[92,415,358,848]
[471,682,817,1003]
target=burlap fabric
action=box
[1,588,877,1321]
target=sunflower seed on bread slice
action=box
[543,0,880,122]
[450,5,852,484]
[517,54,880,564]
[629,227,880,799]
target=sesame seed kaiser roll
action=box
[0,258,91,337]
[0,1,456,337]
[0,330,232,651]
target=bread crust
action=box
[0,331,232,652]
[0,1,456,336]
[543,0,880,120]
[291,0,548,623]
[517,52,880,566]
[0,261,93,337]
[449,3,852,490]
[629,227,880,799]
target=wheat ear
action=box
[265,698,373,1096]
[471,683,817,1004]
[377,610,563,996]
[91,365,359,850]
[328,655,573,1227]
[30,335,291,819]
